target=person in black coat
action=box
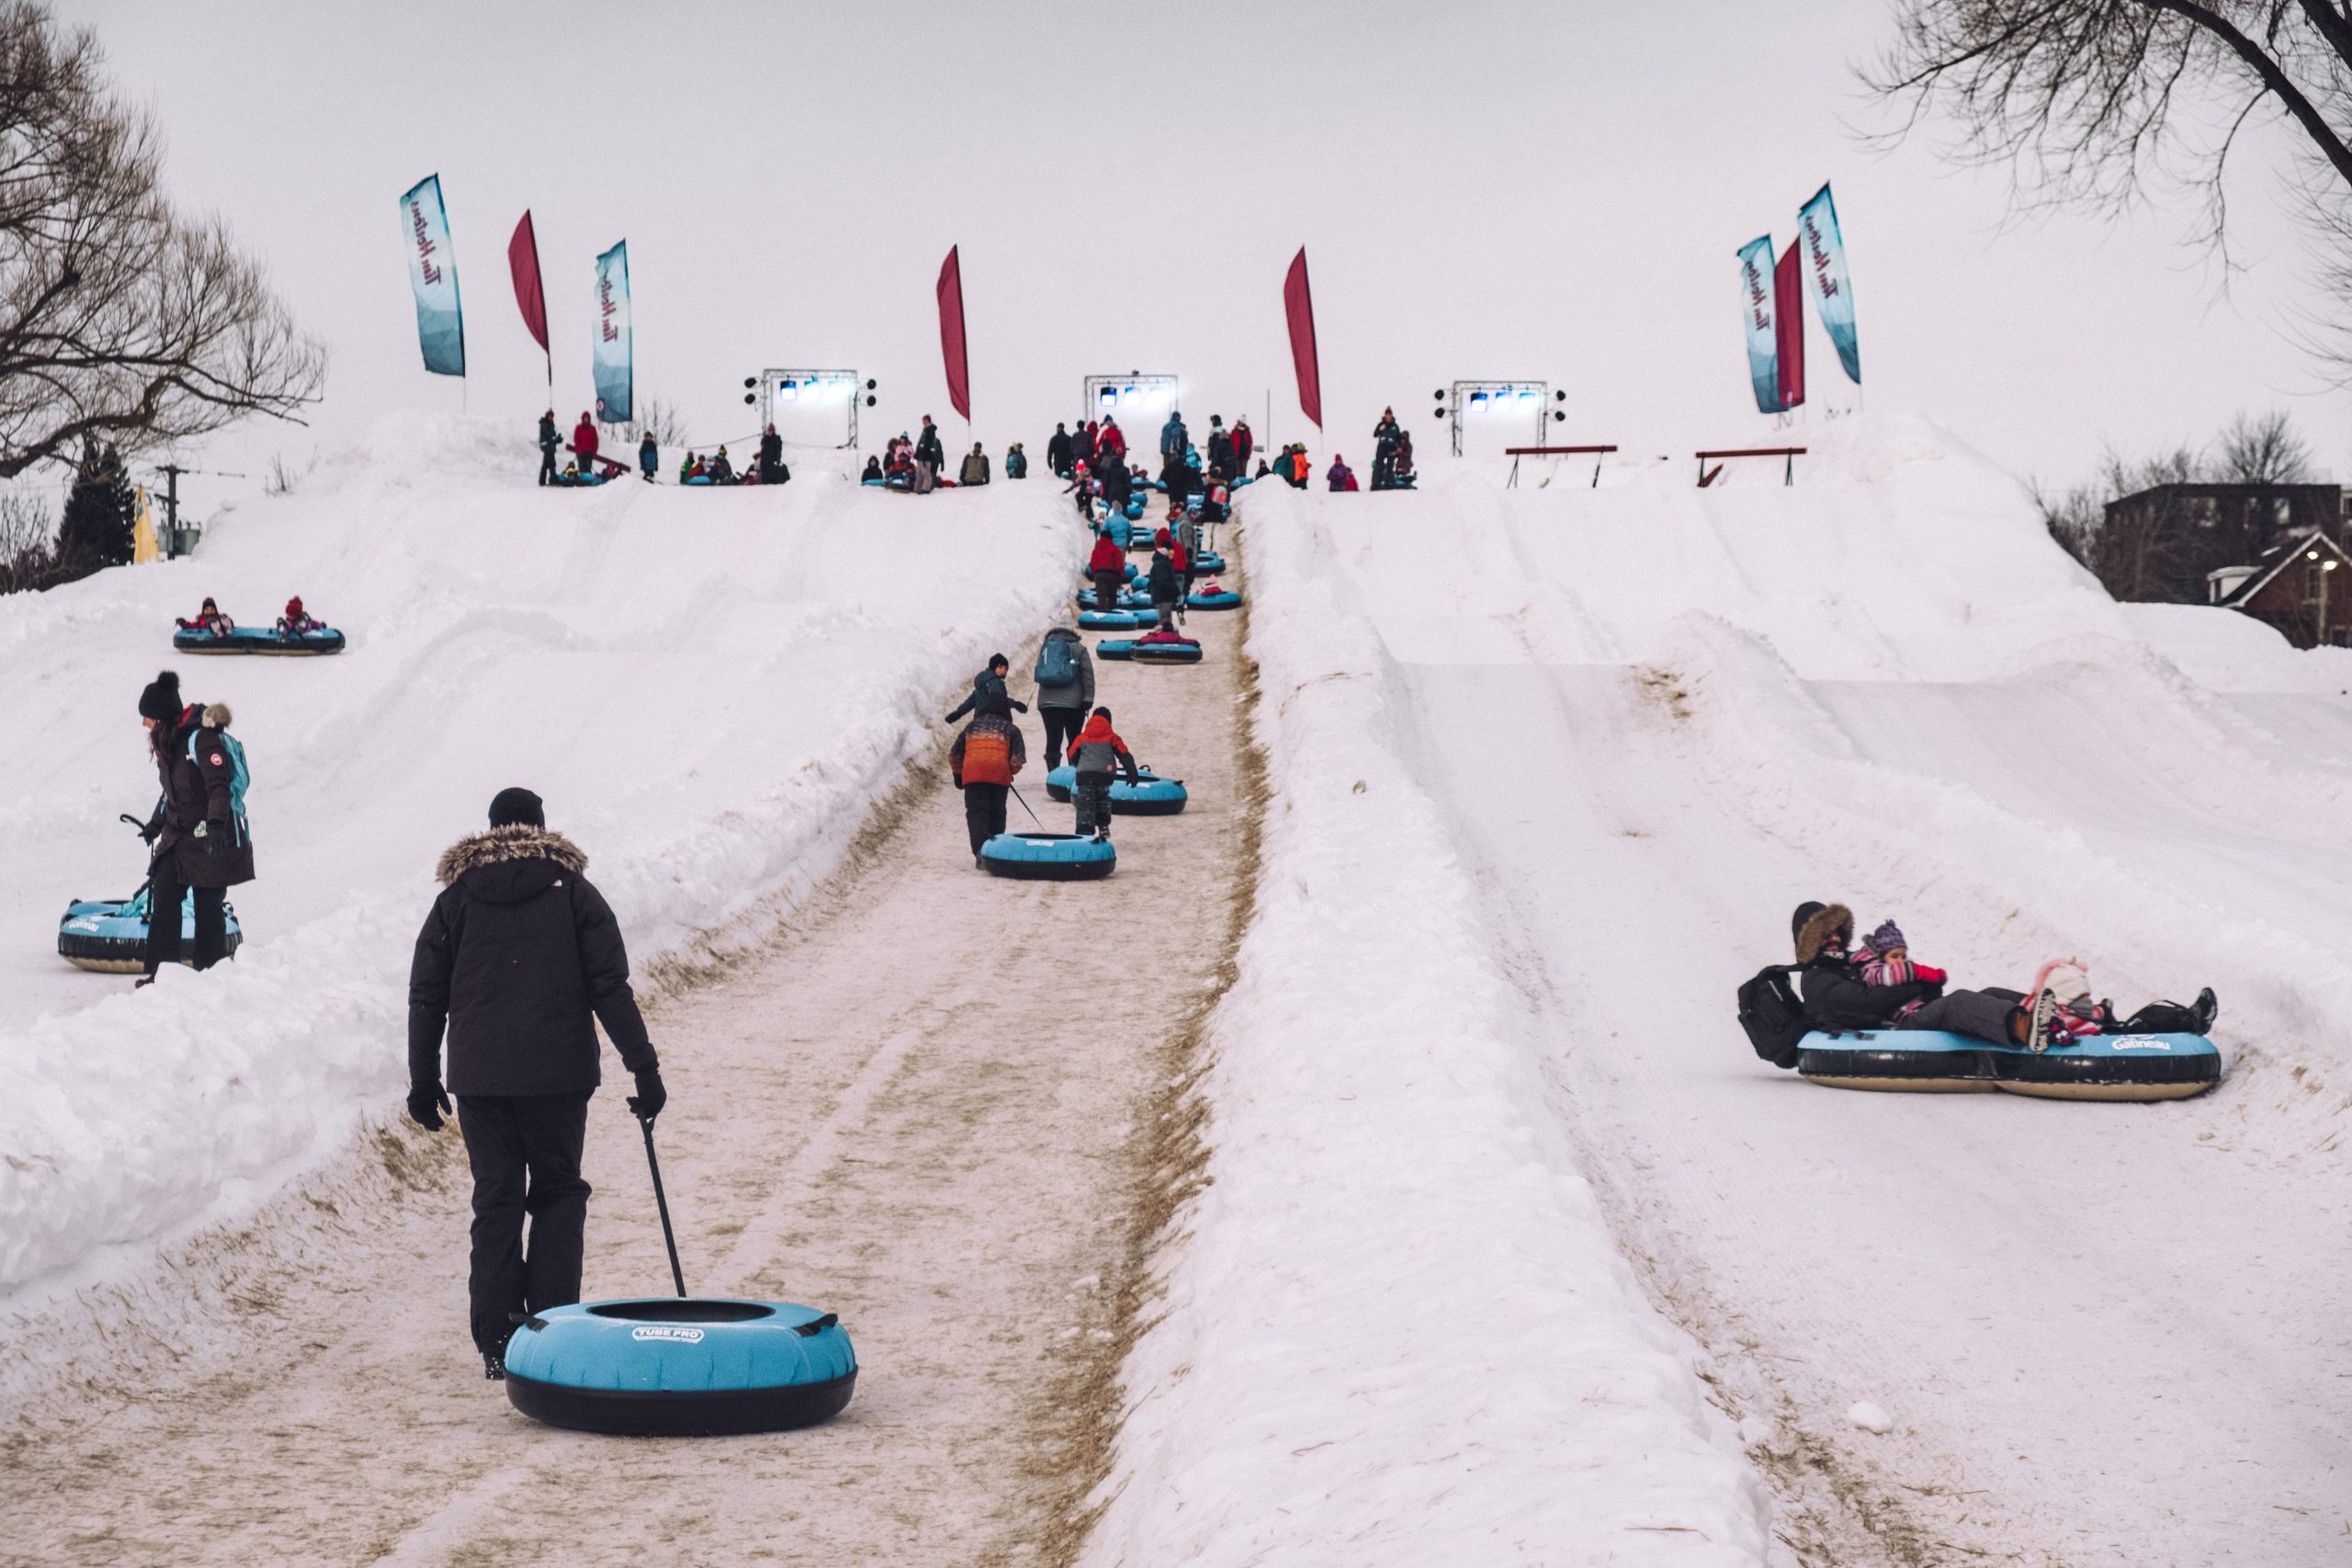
[136,671,252,982]
[1046,423,1073,477]
[407,787,667,1379]
[537,411,560,486]
[1792,900,2032,1046]
[758,423,789,485]
[1099,453,1132,508]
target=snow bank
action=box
[1080,491,1773,1566]
[0,414,1080,1297]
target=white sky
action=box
[56,0,2352,514]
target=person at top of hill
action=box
[537,411,561,487]
[1046,423,1072,476]
[406,785,666,1382]
[1067,459,1100,524]
[1067,706,1139,841]
[862,455,884,483]
[759,424,786,484]
[1005,442,1028,479]
[1075,420,1099,471]
[708,446,736,485]
[1098,450,1132,508]
[1327,455,1358,492]
[175,596,233,636]
[1088,523,1125,611]
[914,416,945,494]
[1390,429,1416,487]
[677,452,697,484]
[960,443,990,486]
[948,674,1026,865]
[1198,478,1230,525]
[1098,417,1126,459]
[1159,410,1188,461]
[638,432,659,483]
[1232,417,1254,473]
[1034,626,1094,770]
[1206,418,1234,479]
[571,412,597,469]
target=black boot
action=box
[2192,987,2218,1033]
[482,1348,506,1381]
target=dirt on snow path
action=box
[0,524,1253,1568]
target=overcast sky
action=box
[58,0,2352,513]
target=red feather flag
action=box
[1283,247,1322,429]
[507,211,550,387]
[937,244,970,422]
[1773,241,1806,412]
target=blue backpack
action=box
[188,723,251,842]
[1035,636,1080,689]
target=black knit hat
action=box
[489,787,545,829]
[137,670,181,722]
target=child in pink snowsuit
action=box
[1860,920,1948,1014]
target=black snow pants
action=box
[1093,570,1123,612]
[964,783,1009,856]
[1041,706,1085,770]
[458,1091,592,1357]
[1895,987,2023,1047]
[143,867,228,976]
[539,447,559,486]
[1074,772,1114,838]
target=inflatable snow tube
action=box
[1095,638,1136,661]
[1128,636,1203,664]
[979,831,1116,880]
[173,626,346,656]
[1193,552,1227,574]
[1795,1030,2220,1101]
[1187,588,1241,611]
[1121,500,1145,521]
[502,1298,856,1437]
[57,886,243,973]
[1042,765,1188,814]
[1074,591,1156,612]
[1079,607,1157,631]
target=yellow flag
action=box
[131,485,160,563]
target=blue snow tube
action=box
[1126,636,1203,664]
[684,475,715,486]
[1044,766,1189,814]
[57,885,243,973]
[979,831,1116,880]
[1794,1029,2220,1101]
[1079,607,1158,631]
[1122,499,1146,521]
[1193,552,1227,574]
[503,1298,857,1437]
[1073,590,1156,612]
[1095,638,1136,661]
[172,626,346,656]
[1187,588,1241,612]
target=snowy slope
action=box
[0,417,1080,1298]
[1162,417,2350,1565]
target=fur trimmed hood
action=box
[1793,901,1853,964]
[435,824,588,886]
[203,702,232,729]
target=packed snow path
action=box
[1239,428,2351,1568]
[0,543,1250,1566]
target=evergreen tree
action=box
[54,438,132,575]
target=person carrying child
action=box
[1066,706,1138,841]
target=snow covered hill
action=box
[1092,415,2352,1566]
[0,416,1080,1299]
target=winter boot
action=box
[2026,988,2062,1054]
[2192,987,2218,1033]
[482,1348,506,1382]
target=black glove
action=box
[194,818,232,853]
[406,1081,451,1132]
[1011,699,1030,713]
[627,1068,667,1123]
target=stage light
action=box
[743,377,756,389]
[865,394,876,406]
[1517,389,1537,403]
[742,393,755,405]
[1555,390,1566,401]
[1553,411,1566,422]
[1432,389,1445,401]
[1470,391,1488,407]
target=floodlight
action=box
[742,393,755,404]
[743,377,756,389]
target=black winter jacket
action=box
[915,424,944,465]
[407,826,657,1097]
[149,703,254,887]
[1147,551,1181,603]
[1798,957,1937,1032]
[1046,431,1073,470]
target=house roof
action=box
[2212,526,2352,609]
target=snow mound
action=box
[0,414,1080,1298]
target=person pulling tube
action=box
[406,786,669,1382]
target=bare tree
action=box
[1869,3,2352,363]
[2215,405,2313,479]
[0,485,53,592]
[607,395,686,450]
[0,4,324,479]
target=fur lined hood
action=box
[1792,901,1853,964]
[435,824,588,886]
[202,702,232,729]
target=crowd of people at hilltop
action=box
[529,403,1426,498]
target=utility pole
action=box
[156,463,183,559]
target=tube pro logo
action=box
[630,1325,705,1344]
